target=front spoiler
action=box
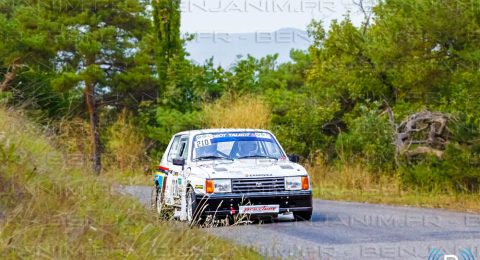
[195,191,313,217]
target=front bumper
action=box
[195,191,313,217]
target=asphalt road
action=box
[120,185,480,259]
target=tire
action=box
[153,185,175,220]
[186,188,200,225]
[154,186,164,216]
[150,186,156,212]
[294,210,312,221]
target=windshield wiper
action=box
[237,155,279,160]
[194,155,233,161]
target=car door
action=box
[164,135,189,205]
[162,135,181,205]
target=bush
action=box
[142,106,204,160]
[265,88,339,158]
[401,144,480,192]
[335,105,396,173]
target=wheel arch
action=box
[186,182,195,193]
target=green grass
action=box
[0,108,261,259]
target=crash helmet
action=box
[238,141,258,156]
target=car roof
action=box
[175,128,272,136]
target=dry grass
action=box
[101,169,151,186]
[105,109,147,171]
[54,109,151,185]
[307,156,402,193]
[55,117,92,169]
[102,110,152,185]
[203,94,271,129]
[0,107,261,259]
[307,156,480,213]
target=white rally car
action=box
[152,129,313,224]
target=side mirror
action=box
[288,154,300,163]
[172,158,185,166]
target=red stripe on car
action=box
[158,165,169,171]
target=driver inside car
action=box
[237,141,259,157]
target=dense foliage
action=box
[1,0,479,191]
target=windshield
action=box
[192,132,285,161]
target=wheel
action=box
[293,211,312,221]
[150,186,157,212]
[154,186,164,215]
[186,188,199,225]
[152,185,174,220]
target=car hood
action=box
[189,159,307,179]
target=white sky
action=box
[180,0,375,33]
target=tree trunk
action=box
[85,80,101,174]
[0,59,21,92]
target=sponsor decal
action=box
[195,134,214,141]
[243,206,276,212]
[195,132,273,142]
[154,173,166,191]
[156,165,169,174]
[246,173,273,177]
[239,205,280,214]
[194,184,204,189]
[254,132,272,139]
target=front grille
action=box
[232,177,285,193]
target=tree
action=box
[49,0,150,174]
[151,0,183,90]
[369,0,480,108]
[0,1,79,117]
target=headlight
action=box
[285,177,302,191]
[212,179,232,193]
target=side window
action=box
[167,136,181,162]
[264,142,282,157]
[178,136,189,160]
